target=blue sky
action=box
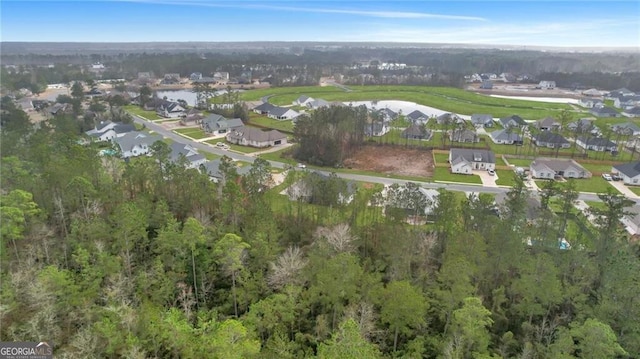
[1,0,639,47]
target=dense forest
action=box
[1,98,640,358]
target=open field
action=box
[174,127,209,139]
[124,105,162,121]
[247,113,295,132]
[343,145,434,177]
[239,85,586,119]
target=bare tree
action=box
[314,223,357,253]
[268,246,308,289]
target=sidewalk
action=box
[250,143,294,157]
[608,180,640,199]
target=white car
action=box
[602,173,612,181]
[215,142,230,150]
[296,163,307,169]
[487,169,495,176]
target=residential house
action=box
[365,122,390,137]
[401,124,432,140]
[84,88,104,98]
[479,80,493,89]
[142,97,164,111]
[535,117,561,131]
[137,72,153,79]
[16,98,34,112]
[181,108,205,124]
[267,106,300,120]
[252,102,276,115]
[189,72,203,81]
[156,101,186,118]
[162,73,181,85]
[612,161,640,185]
[406,110,429,124]
[201,114,244,134]
[499,115,527,129]
[607,88,635,99]
[227,126,287,148]
[620,205,640,235]
[567,118,600,136]
[576,137,617,152]
[611,122,640,136]
[581,88,602,97]
[450,128,479,143]
[622,107,640,118]
[293,95,314,106]
[614,95,640,110]
[306,99,330,110]
[449,148,496,174]
[375,108,398,122]
[579,98,603,108]
[85,121,136,142]
[47,103,71,117]
[383,185,440,218]
[537,81,556,89]
[286,171,356,205]
[530,158,591,179]
[494,192,542,222]
[114,131,163,158]
[169,142,207,169]
[436,113,465,125]
[200,159,252,183]
[490,129,523,145]
[532,132,571,149]
[470,114,494,127]
[590,106,620,118]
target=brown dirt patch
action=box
[344,145,434,177]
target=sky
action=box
[1,0,639,47]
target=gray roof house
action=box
[201,114,244,134]
[267,106,300,120]
[406,110,429,123]
[611,122,640,136]
[622,107,640,118]
[530,158,591,179]
[227,126,287,148]
[576,137,617,152]
[490,129,523,145]
[307,99,330,110]
[286,171,357,205]
[499,115,527,128]
[494,192,542,222]
[156,101,186,118]
[436,113,465,125]
[200,159,252,182]
[620,205,640,236]
[567,118,600,135]
[450,128,479,143]
[590,106,619,118]
[169,142,207,169]
[85,121,136,142]
[114,131,163,158]
[612,161,640,185]
[579,98,603,109]
[532,132,571,148]
[470,114,494,127]
[293,95,314,106]
[253,102,276,114]
[449,148,496,174]
[377,108,398,122]
[401,124,432,140]
[535,117,561,131]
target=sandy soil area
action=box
[344,145,434,177]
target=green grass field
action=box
[536,177,617,194]
[433,152,449,165]
[124,105,162,121]
[247,113,295,132]
[627,186,640,196]
[432,167,482,184]
[503,157,534,167]
[203,139,264,154]
[174,127,210,140]
[239,85,586,119]
[495,170,518,186]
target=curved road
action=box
[132,115,620,203]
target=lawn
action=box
[258,146,299,165]
[536,177,618,194]
[627,186,640,196]
[247,113,295,132]
[174,128,210,140]
[239,85,581,119]
[432,167,482,184]
[584,201,608,211]
[124,105,162,121]
[495,170,518,186]
[579,162,620,174]
[433,152,450,165]
[203,139,264,154]
[503,157,534,167]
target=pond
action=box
[344,100,469,119]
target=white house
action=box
[576,137,617,152]
[156,101,186,118]
[620,205,640,235]
[529,158,591,179]
[449,148,496,174]
[612,161,640,185]
[169,142,207,169]
[293,95,315,106]
[85,121,136,142]
[268,106,300,120]
[114,132,163,158]
[227,126,287,148]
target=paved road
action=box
[132,114,626,203]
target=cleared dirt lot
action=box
[344,145,434,177]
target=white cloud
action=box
[117,0,486,21]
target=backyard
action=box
[124,105,162,121]
[247,113,295,132]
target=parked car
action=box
[296,163,307,169]
[487,169,496,176]
[215,142,230,150]
[612,174,622,181]
[602,173,612,181]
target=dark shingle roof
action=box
[533,132,570,145]
[614,161,640,178]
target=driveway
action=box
[608,180,640,199]
[474,170,498,187]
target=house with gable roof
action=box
[622,107,640,118]
[576,137,617,152]
[293,95,315,106]
[114,131,163,158]
[156,101,186,118]
[227,126,287,148]
[532,132,571,149]
[201,114,244,134]
[450,128,479,143]
[267,106,300,120]
[169,142,207,169]
[449,148,496,174]
[534,117,561,132]
[85,121,136,142]
[612,161,640,185]
[499,115,527,129]
[490,129,523,145]
[406,110,429,124]
[401,124,432,140]
[530,158,591,179]
[470,114,494,128]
